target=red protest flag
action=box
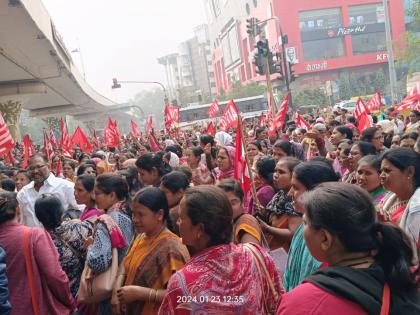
[43,130,54,161]
[21,134,35,168]
[130,120,141,138]
[164,104,180,130]
[205,121,216,136]
[208,99,221,118]
[259,112,266,127]
[234,117,250,197]
[146,115,153,134]
[366,92,382,112]
[92,129,100,149]
[0,113,15,158]
[104,118,120,148]
[60,118,73,157]
[54,158,63,177]
[393,93,420,113]
[296,113,311,130]
[269,93,290,135]
[71,126,93,153]
[354,98,372,133]
[149,135,161,152]
[49,127,58,148]
[219,100,239,131]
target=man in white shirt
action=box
[17,153,79,227]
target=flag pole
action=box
[238,114,263,213]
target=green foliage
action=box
[396,0,420,74]
[293,87,328,107]
[130,88,165,127]
[338,69,388,99]
[218,82,266,101]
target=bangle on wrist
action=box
[148,289,155,304]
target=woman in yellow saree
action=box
[112,187,189,315]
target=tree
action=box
[293,87,328,107]
[218,82,266,101]
[338,73,352,100]
[395,0,420,74]
[130,88,165,128]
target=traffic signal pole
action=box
[265,57,277,116]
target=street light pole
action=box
[383,0,398,102]
[111,79,169,103]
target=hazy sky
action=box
[41,0,207,103]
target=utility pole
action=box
[383,0,398,102]
[111,79,169,104]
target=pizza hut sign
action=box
[335,25,367,37]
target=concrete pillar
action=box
[0,100,22,141]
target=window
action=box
[349,4,386,54]
[221,25,241,68]
[245,3,251,16]
[302,38,345,61]
[299,8,342,31]
[299,8,345,61]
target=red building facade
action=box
[210,0,406,96]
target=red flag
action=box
[54,158,62,177]
[220,100,239,131]
[208,99,221,118]
[92,130,100,149]
[104,118,120,148]
[393,94,420,113]
[410,81,420,96]
[259,112,266,127]
[0,113,15,158]
[296,113,311,130]
[49,127,58,148]
[71,126,92,153]
[164,104,180,130]
[4,151,17,166]
[269,93,290,135]
[146,115,153,134]
[60,118,73,157]
[366,92,382,112]
[43,130,54,160]
[206,122,216,136]
[130,120,141,137]
[21,134,35,168]
[354,98,372,132]
[234,117,250,197]
[149,136,161,152]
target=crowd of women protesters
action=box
[0,107,419,314]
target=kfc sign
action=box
[376,53,388,61]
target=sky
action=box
[41,0,207,103]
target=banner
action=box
[219,100,238,131]
[208,99,220,118]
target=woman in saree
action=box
[258,157,302,251]
[158,185,282,314]
[283,161,340,291]
[378,148,420,245]
[355,155,387,206]
[212,146,236,183]
[112,187,189,315]
[218,179,262,245]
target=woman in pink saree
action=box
[158,186,283,315]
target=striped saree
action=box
[123,230,190,315]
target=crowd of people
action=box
[0,106,419,314]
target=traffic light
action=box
[111,78,121,89]
[246,18,261,37]
[270,52,283,77]
[253,51,265,75]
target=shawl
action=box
[400,187,420,245]
[306,264,420,315]
[158,243,282,314]
[369,186,387,206]
[283,223,321,291]
[123,230,189,315]
[213,146,236,180]
[95,214,127,249]
[265,190,301,218]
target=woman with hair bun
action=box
[136,152,172,187]
[112,187,189,315]
[283,161,340,291]
[277,183,420,314]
